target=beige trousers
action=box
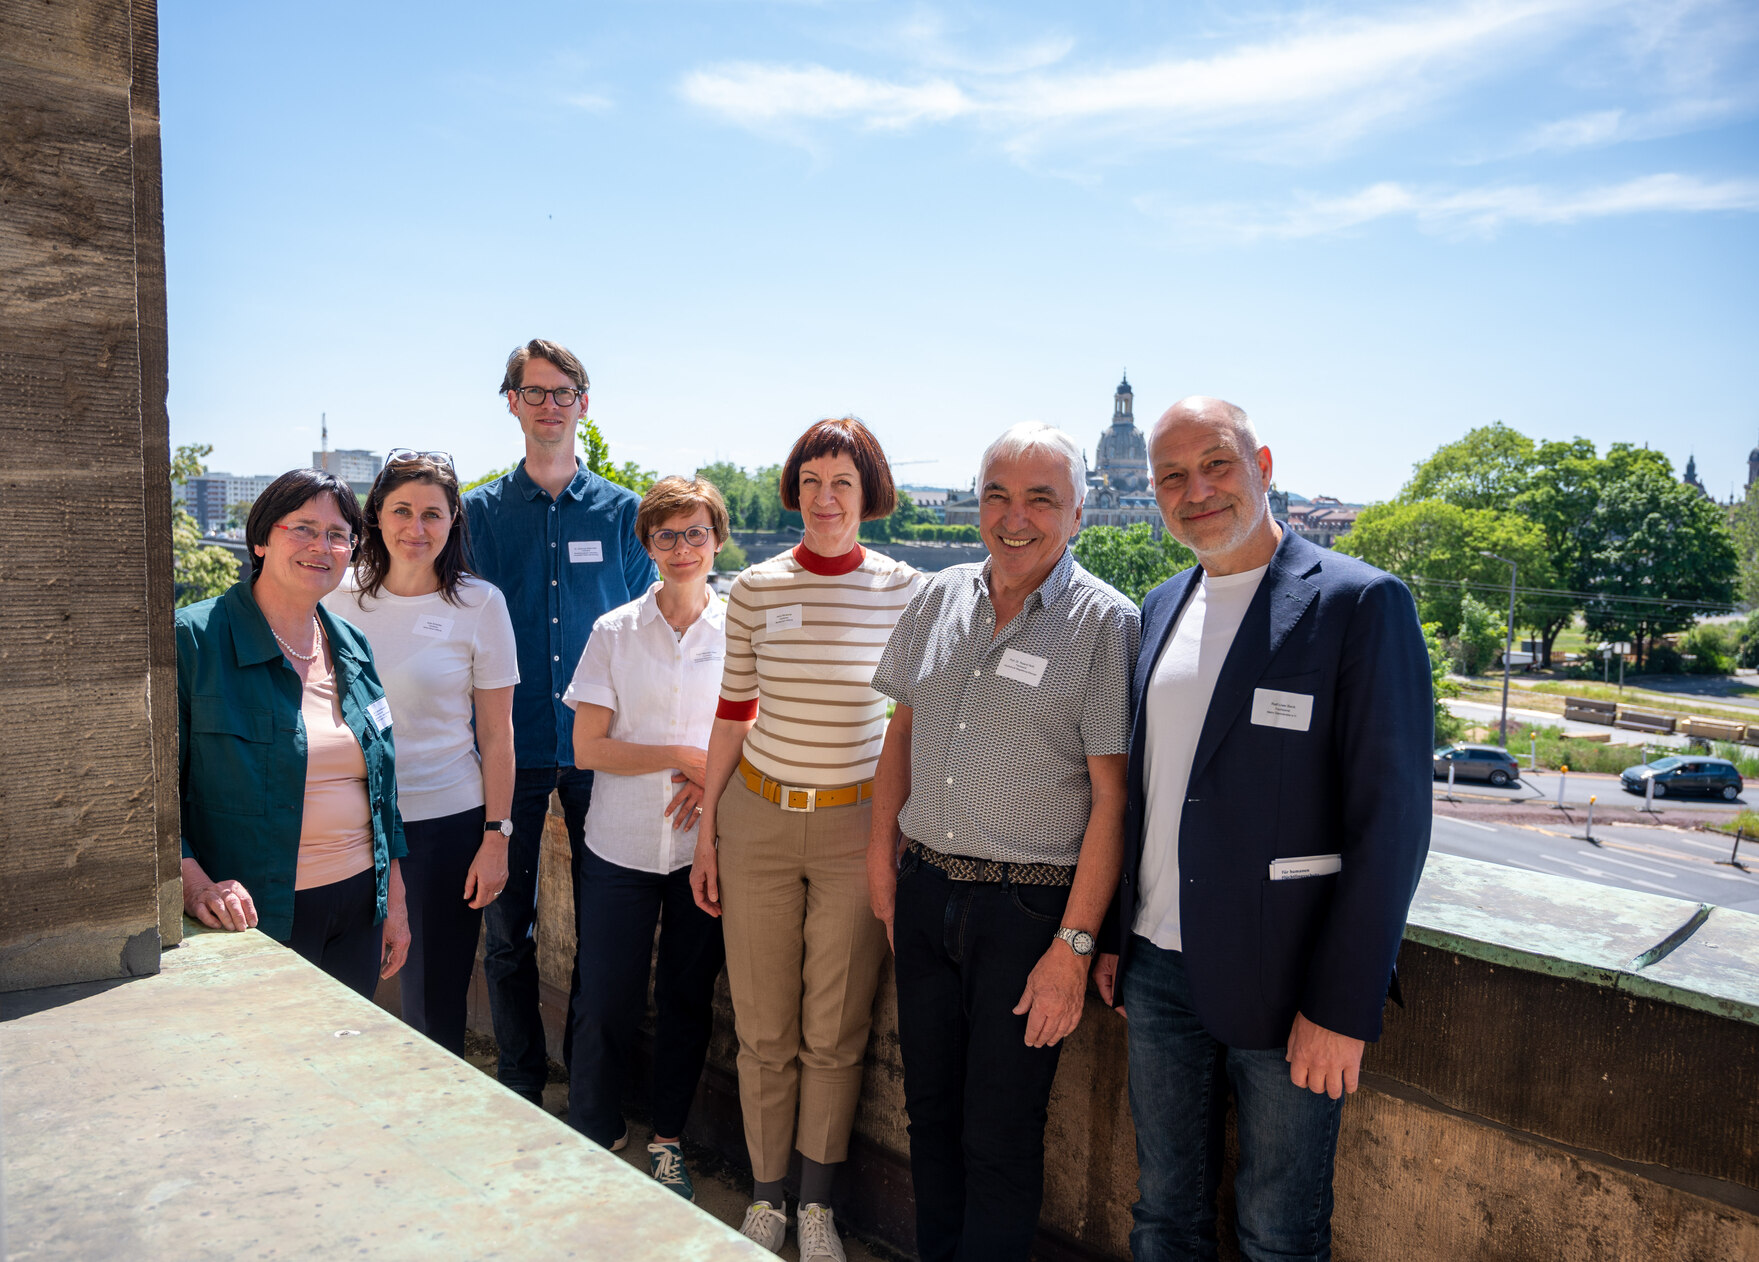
[717,775,890,1181]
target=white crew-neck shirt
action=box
[323,572,520,822]
[1134,563,1270,952]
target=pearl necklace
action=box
[272,614,323,663]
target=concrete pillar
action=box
[0,0,175,989]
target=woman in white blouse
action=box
[323,450,519,1057]
[562,475,730,1201]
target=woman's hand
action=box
[184,873,258,932]
[665,772,706,831]
[688,824,721,917]
[381,859,412,979]
[464,835,510,910]
[672,745,709,787]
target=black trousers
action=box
[482,765,593,1098]
[286,866,382,999]
[399,806,488,1058]
[567,846,726,1147]
[893,851,1071,1262]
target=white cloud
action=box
[678,63,972,130]
[564,92,615,112]
[1142,173,1759,240]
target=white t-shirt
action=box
[323,572,521,822]
[1134,563,1269,952]
[563,583,727,874]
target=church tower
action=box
[1093,373,1149,494]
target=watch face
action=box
[1074,931,1095,955]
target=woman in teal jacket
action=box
[177,468,410,996]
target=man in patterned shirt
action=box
[868,422,1141,1262]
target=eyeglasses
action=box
[274,522,356,551]
[514,386,586,407]
[386,448,454,468]
[649,526,713,551]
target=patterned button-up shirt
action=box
[871,548,1140,865]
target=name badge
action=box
[693,649,724,664]
[1252,688,1313,732]
[366,696,393,734]
[569,540,604,563]
[1269,854,1341,881]
[411,615,454,639]
[766,604,804,633]
[995,649,1049,687]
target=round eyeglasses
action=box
[515,386,585,407]
[274,522,356,551]
[649,526,713,551]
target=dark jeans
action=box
[285,866,382,999]
[893,850,1071,1262]
[483,765,592,1099]
[399,805,488,1058]
[1121,936,1344,1262]
[566,847,726,1147]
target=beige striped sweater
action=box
[717,546,921,788]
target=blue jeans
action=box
[893,853,1071,1262]
[1121,936,1343,1262]
[482,765,592,1099]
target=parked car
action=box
[1433,744,1521,788]
[1619,756,1744,801]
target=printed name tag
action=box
[1252,688,1313,731]
[366,696,393,733]
[568,540,604,563]
[766,605,804,633]
[1269,854,1341,881]
[693,649,724,664]
[995,649,1049,687]
[411,615,454,639]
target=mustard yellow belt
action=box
[738,756,875,813]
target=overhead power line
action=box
[1396,573,1740,614]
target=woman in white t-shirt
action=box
[561,475,730,1203]
[324,450,520,1058]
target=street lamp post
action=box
[1480,551,1518,746]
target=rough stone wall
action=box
[0,0,172,989]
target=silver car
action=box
[1433,743,1521,788]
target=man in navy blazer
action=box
[1093,396,1431,1261]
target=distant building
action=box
[313,447,382,496]
[176,472,278,535]
[1083,374,1164,536]
[1684,455,1708,499]
[1287,496,1360,549]
[902,487,949,523]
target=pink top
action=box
[294,647,375,891]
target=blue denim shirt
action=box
[463,459,657,767]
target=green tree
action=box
[1334,500,1551,637]
[1425,621,1465,744]
[1398,422,1537,511]
[579,415,656,494]
[1581,456,1738,668]
[715,540,748,572]
[1508,437,1603,667]
[861,492,927,543]
[1727,480,1759,608]
[1448,594,1506,675]
[1071,523,1197,606]
[170,443,239,607]
[462,465,512,492]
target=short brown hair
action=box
[245,469,365,576]
[499,338,589,393]
[636,475,731,547]
[778,416,896,520]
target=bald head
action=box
[1147,394,1281,574]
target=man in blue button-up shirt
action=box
[463,338,658,1104]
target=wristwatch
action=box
[1055,927,1096,957]
[483,819,513,837]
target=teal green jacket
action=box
[176,579,407,941]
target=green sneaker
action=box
[648,1141,695,1202]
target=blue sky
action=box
[162,0,1759,504]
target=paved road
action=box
[1430,814,1759,914]
[1435,769,1748,812]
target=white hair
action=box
[979,422,1087,505]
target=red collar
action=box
[793,542,865,576]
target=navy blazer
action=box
[1102,528,1432,1049]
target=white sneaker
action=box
[609,1127,628,1153]
[738,1200,788,1253]
[797,1203,847,1262]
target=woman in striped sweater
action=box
[690,417,921,1261]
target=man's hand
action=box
[1285,1011,1364,1099]
[1092,952,1124,1016]
[1013,942,1090,1048]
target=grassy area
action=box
[1498,679,1759,722]
[1450,723,1759,778]
[1707,810,1759,838]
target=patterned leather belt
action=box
[905,839,1077,887]
[739,756,875,812]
